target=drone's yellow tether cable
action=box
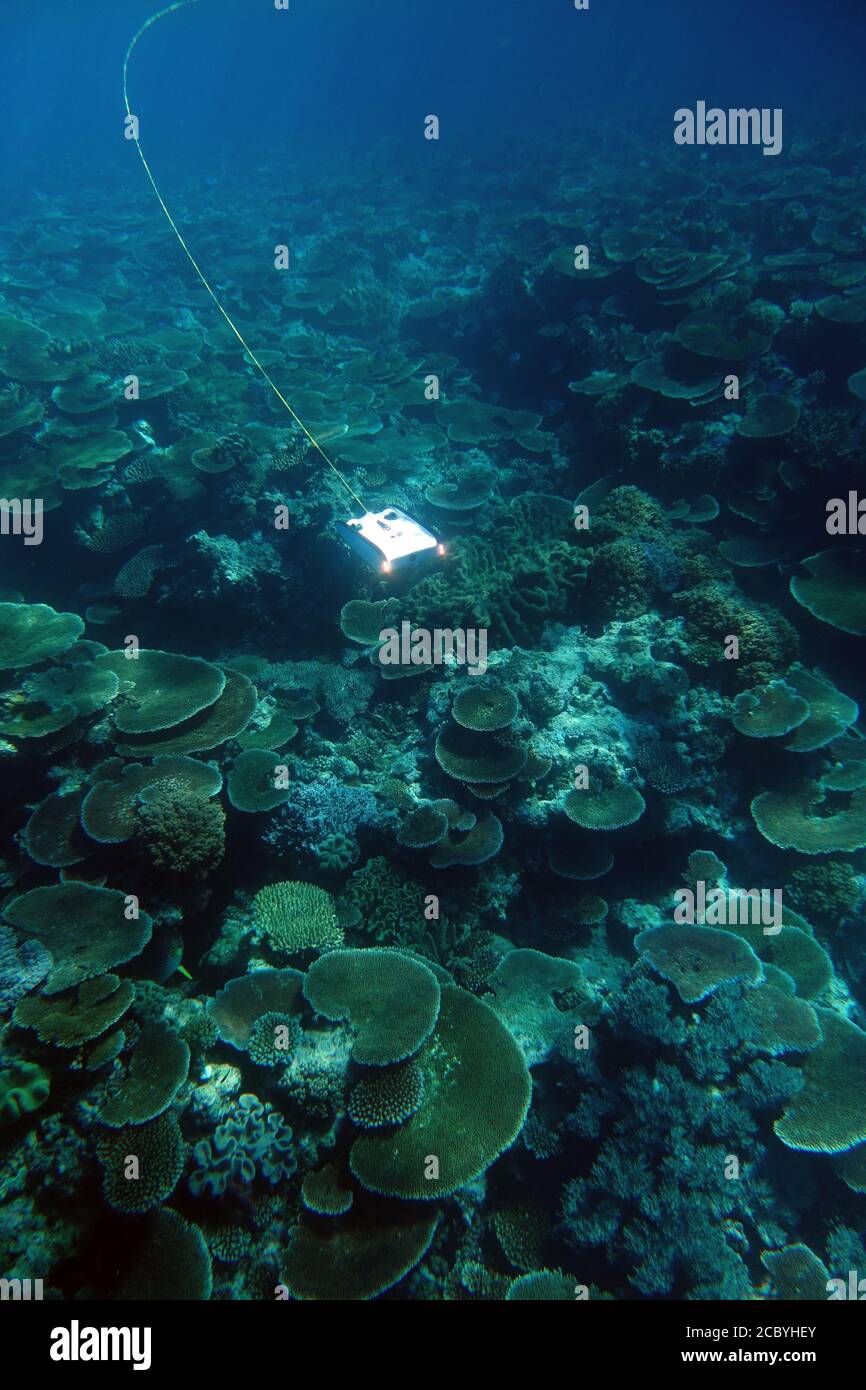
[123,0,367,511]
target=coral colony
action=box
[1,0,866,1311]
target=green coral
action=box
[13,975,134,1046]
[435,722,527,784]
[406,495,583,646]
[428,813,504,867]
[590,539,654,620]
[349,984,532,1199]
[0,1059,50,1124]
[81,755,223,845]
[564,780,645,831]
[592,485,669,538]
[118,1209,212,1300]
[253,881,343,955]
[761,1245,831,1301]
[788,861,859,927]
[300,1163,354,1216]
[314,832,356,872]
[506,1270,578,1301]
[281,1208,437,1300]
[636,923,764,1003]
[96,1022,190,1127]
[96,1112,185,1212]
[348,1061,425,1128]
[207,968,305,1048]
[114,669,256,757]
[0,601,84,670]
[303,948,441,1065]
[4,885,152,994]
[21,789,87,868]
[396,804,450,850]
[731,681,809,739]
[775,1011,866,1152]
[752,782,866,854]
[674,580,799,687]
[94,649,226,733]
[247,1012,300,1066]
[344,856,428,944]
[226,749,291,812]
[135,791,225,876]
[789,551,866,636]
[452,682,518,732]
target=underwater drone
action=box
[124,0,445,578]
[336,508,444,576]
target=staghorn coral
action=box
[253,881,343,955]
[269,779,382,863]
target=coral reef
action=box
[2,28,866,1307]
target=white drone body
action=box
[336,507,444,575]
